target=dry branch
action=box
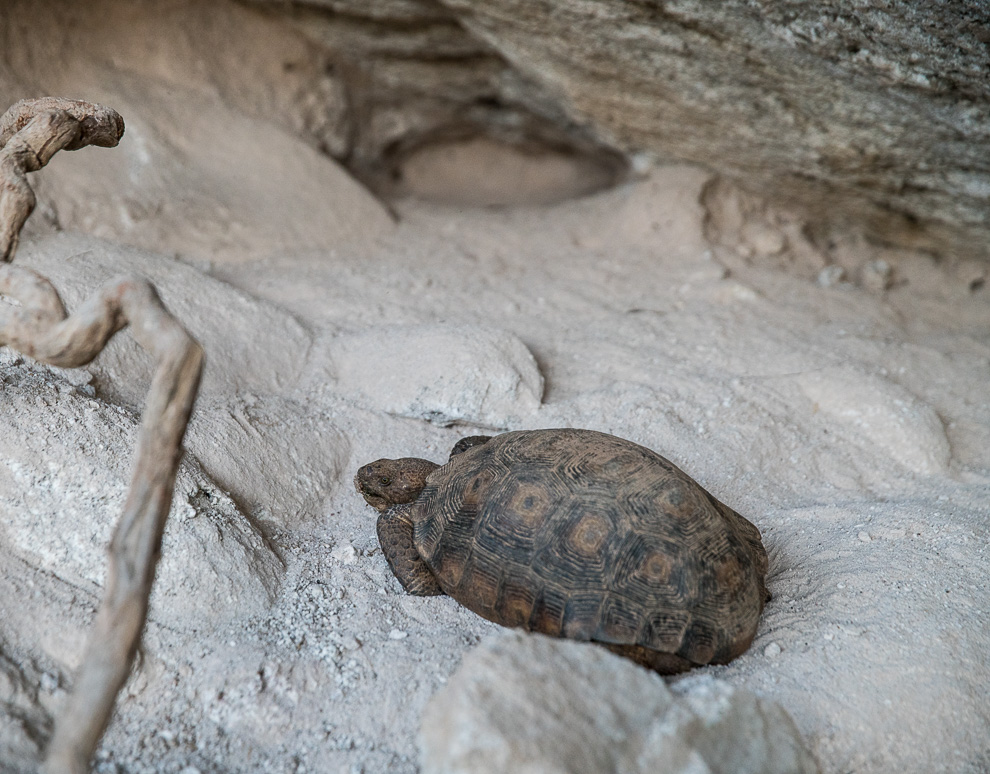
[0,98,123,263]
[0,98,204,774]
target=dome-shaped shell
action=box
[412,429,768,669]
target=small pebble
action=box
[331,543,357,564]
[341,635,361,651]
[817,265,846,287]
[858,531,872,542]
[388,629,408,640]
[763,642,782,658]
[861,259,893,292]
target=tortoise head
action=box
[354,457,439,512]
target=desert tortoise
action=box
[355,428,769,673]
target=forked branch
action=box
[0,98,204,774]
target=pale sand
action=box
[0,4,988,772]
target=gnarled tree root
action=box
[0,98,204,774]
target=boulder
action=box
[17,233,312,409]
[420,630,817,774]
[0,360,284,648]
[796,366,951,476]
[319,324,544,428]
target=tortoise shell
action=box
[411,428,769,670]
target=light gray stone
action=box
[817,266,847,288]
[861,259,894,293]
[324,324,544,428]
[656,675,819,774]
[184,394,349,528]
[17,233,313,410]
[420,631,817,774]
[0,363,285,641]
[796,366,951,476]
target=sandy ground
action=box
[1,16,990,773]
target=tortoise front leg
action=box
[377,505,443,596]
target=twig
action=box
[0,98,124,263]
[0,98,204,774]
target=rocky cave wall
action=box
[243,0,990,259]
[3,0,986,257]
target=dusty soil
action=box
[0,7,989,772]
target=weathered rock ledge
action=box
[251,0,990,258]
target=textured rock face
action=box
[8,0,984,251]
[0,636,52,774]
[438,0,989,257]
[248,0,989,258]
[0,358,285,645]
[420,630,818,774]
